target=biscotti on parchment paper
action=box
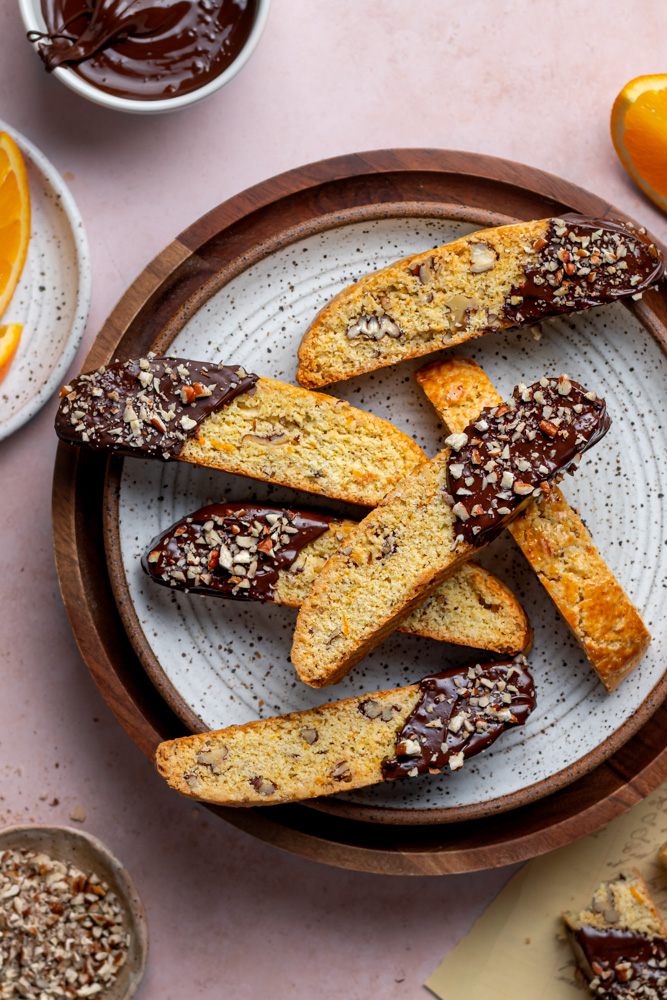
[142,502,532,654]
[155,657,535,806]
[296,215,664,388]
[563,869,667,998]
[291,375,609,687]
[415,356,650,692]
[55,357,424,506]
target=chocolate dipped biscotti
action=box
[142,502,532,654]
[296,215,664,388]
[563,869,667,998]
[55,356,425,506]
[291,374,610,687]
[155,657,535,806]
[415,356,650,692]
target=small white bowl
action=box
[0,824,148,1000]
[18,0,271,114]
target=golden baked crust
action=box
[155,659,534,806]
[297,219,549,388]
[563,868,666,938]
[297,216,664,389]
[179,377,425,506]
[275,521,531,654]
[291,451,479,687]
[415,356,650,692]
[156,684,420,806]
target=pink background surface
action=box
[1,2,667,997]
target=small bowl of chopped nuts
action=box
[0,824,148,1000]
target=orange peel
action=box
[0,323,22,384]
[611,74,667,214]
[0,132,31,318]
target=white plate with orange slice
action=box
[0,120,90,440]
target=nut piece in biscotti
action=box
[143,502,532,654]
[563,869,667,998]
[54,356,425,507]
[296,215,664,388]
[155,657,535,806]
[415,356,650,692]
[291,376,609,687]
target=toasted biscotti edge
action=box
[291,453,478,687]
[562,868,666,938]
[276,520,531,653]
[155,684,420,807]
[179,377,426,506]
[415,355,650,692]
[147,506,531,653]
[297,219,547,388]
[403,562,533,654]
[276,521,533,655]
[510,492,650,691]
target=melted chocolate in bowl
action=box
[35,0,258,100]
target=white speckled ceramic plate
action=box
[0,120,90,441]
[113,215,666,817]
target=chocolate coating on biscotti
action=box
[382,658,534,780]
[55,356,258,458]
[446,375,609,545]
[504,215,664,325]
[143,503,336,600]
[571,926,667,998]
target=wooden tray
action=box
[53,149,667,874]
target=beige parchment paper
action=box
[426,784,667,999]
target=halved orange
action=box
[0,323,22,384]
[0,132,31,318]
[611,74,667,214]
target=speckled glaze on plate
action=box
[112,214,666,818]
[0,120,90,441]
[0,824,147,1000]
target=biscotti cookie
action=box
[415,356,650,692]
[155,657,535,806]
[292,375,609,687]
[55,356,425,506]
[297,215,664,388]
[563,869,667,998]
[142,502,532,654]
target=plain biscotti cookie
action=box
[563,869,667,998]
[155,658,535,806]
[142,502,532,654]
[291,375,610,687]
[55,356,425,506]
[415,356,650,692]
[297,215,664,388]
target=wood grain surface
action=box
[52,149,667,874]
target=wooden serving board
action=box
[52,149,667,874]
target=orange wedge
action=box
[611,74,667,214]
[0,132,30,318]
[0,323,22,384]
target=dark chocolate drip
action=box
[142,503,338,601]
[55,356,258,459]
[573,926,667,998]
[381,658,535,781]
[34,0,258,101]
[504,215,664,325]
[446,375,609,546]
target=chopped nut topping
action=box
[446,376,608,545]
[0,848,130,999]
[142,503,334,600]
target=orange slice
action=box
[611,74,667,213]
[0,323,22,384]
[0,132,31,318]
